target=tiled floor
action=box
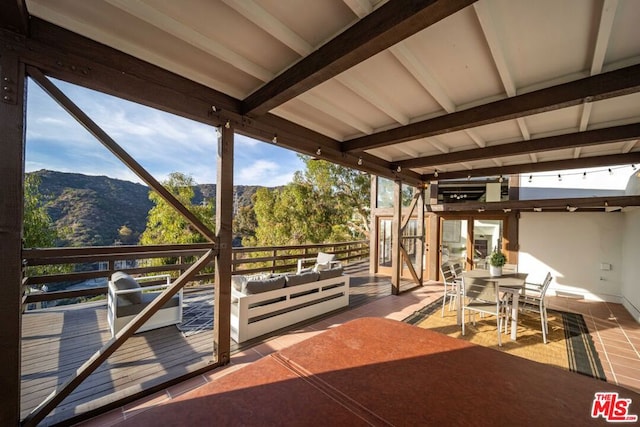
[77,283,640,426]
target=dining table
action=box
[458,269,528,341]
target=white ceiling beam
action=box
[396,146,421,158]
[426,136,450,154]
[622,139,638,153]
[465,129,486,149]
[298,94,374,135]
[342,0,373,18]
[29,0,245,98]
[336,73,409,125]
[475,1,534,151]
[390,43,487,149]
[221,0,313,56]
[390,43,456,113]
[106,0,273,81]
[273,106,344,141]
[473,1,516,97]
[591,0,618,75]
[574,0,618,159]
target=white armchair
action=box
[107,272,183,337]
[297,251,342,274]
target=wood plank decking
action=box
[21,261,412,426]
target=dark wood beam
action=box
[0,51,24,427]
[0,0,29,35]
[4,18,241,120]
[429,195,640,213]
[422,152,640,180]
[233,114,424,186]
[399,123,640,169]
[344,64,640,152]
[242,0,476,116]
[213,123,233,365]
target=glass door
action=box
[377,218,393,275]
[377,217,427,278]
[472,219,503,269]
[440,218,468,273]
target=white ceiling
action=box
[25,0,640,180]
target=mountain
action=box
[30,170,263,247]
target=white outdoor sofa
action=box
[230,267,349,343]
[107,272,183,337]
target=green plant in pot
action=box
[488,249,506,277]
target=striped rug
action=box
[403,297,606,381]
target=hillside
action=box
[30,170,262,247]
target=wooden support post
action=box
[0,52,25,427]
[391,180,402,295]
[417,187,425,284]
[213,124,233,365]
[369,175,377,274]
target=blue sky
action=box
[25,78,305,187]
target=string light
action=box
[272,134,278,143]
[524,165,636,182]
[396,165,402,172]
[434,169,439,178]
[357,157,363,166]
[225,120,230,129]
[498,175,504,183]
[558,174,562,181]
[316,147,322,156]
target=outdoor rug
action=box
[176,292,214,337]
[403,297,607,381]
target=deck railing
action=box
[22,241,369,307]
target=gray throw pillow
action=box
[285,271,320,287]
[318,266,344,281]
[243,275,286,294]
[111,271,142,304]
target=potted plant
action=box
[488,248,506,277]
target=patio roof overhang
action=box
[2,2,640,424]
[1,0,638,193]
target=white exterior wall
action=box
[621,208,640,322]
[519,212,629,304]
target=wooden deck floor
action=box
[21,261,411,426]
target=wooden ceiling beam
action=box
[430,195,640,212]
[401,123,640,169]
[344,64,640,152]
[422,152,640,181]
[241,0,476,116]
[0,0,29,35]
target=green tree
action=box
[250,157,370,246]
[23,173,70,284]
[140,172,215,246]
[23,173,59,248]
